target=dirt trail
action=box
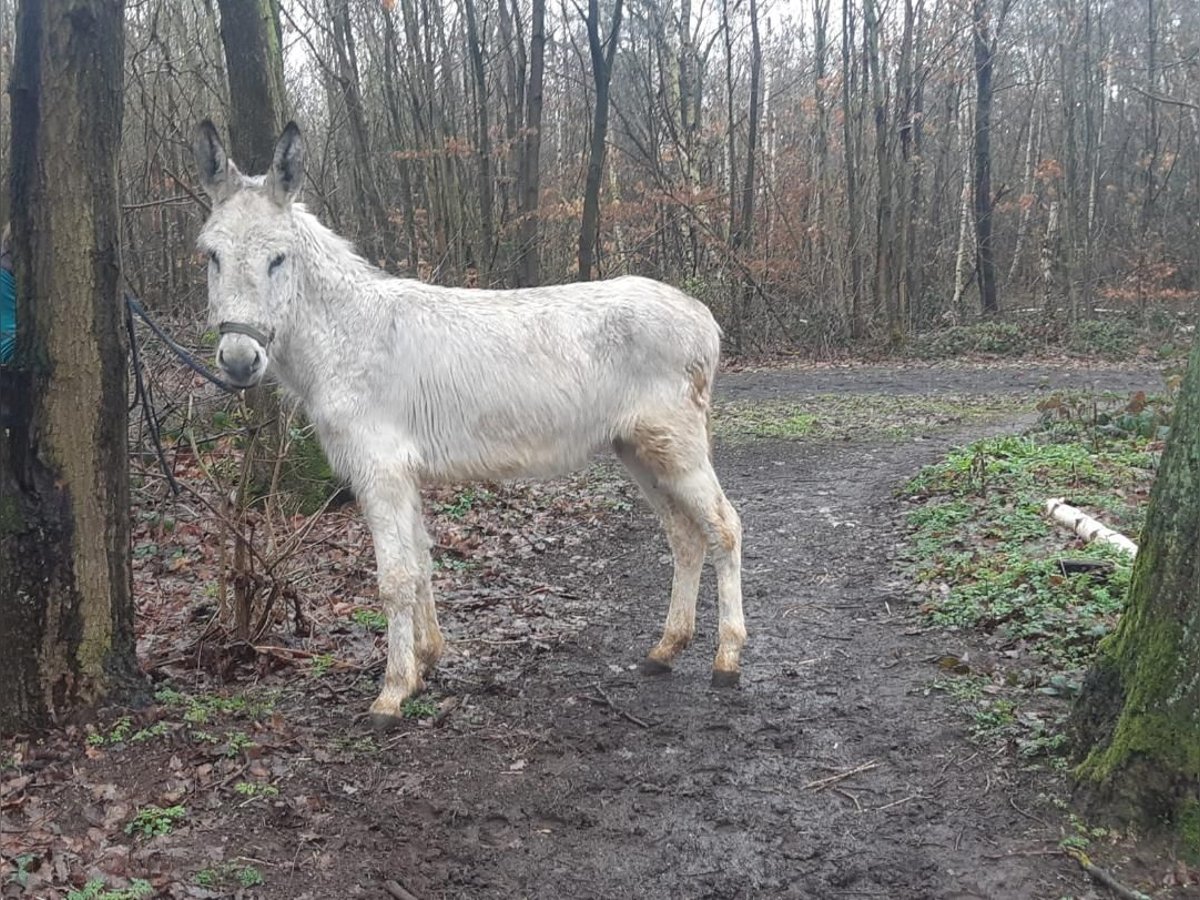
[206,363,1166,900]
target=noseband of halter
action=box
[219,321,275,349]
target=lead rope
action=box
[124,292,239,496]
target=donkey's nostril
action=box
[249,351,262,372]
[218,348,226,366]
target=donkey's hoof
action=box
[368,712,404,732]
[710,669,740,689]
[638,657,673,677]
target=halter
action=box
[218,321,275,349]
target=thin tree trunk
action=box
[1007,76,1042,284]
[841,0,865,338]
[577,0,623,280]
[329,0,393,267]
[1,0,138,731]
[1041,199,1060,313]
[865,0,896,334]
[896,0,918,331]
[731,0,762,340]
[972,0,1000,315]
[515,0,545,287]
[951,85,975,318]
[464,0,495,276]
[811,0,831,303]
[1141,0,1159,227]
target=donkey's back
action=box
[351,274,722,483]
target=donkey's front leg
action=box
[361,475,426,730]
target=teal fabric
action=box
[0,267,14,364]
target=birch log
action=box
[1044,498,1139,556]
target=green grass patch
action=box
[401,697,438,719]
[714,392,1031,443]
[155,686,278,725]
[352,608,388,632]
[194,862,264,890]
[125,804,186,838]
[904,422,1155,668]
[67,880,153,900]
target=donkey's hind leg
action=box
[615,444,706,674]
[412,518,446,675]
[623,414,746,687]
[668,461,745,687]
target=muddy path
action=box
[205,363,1165,900]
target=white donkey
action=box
[192,120,745,729]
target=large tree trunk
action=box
[577,0,623,280]
[215,0,285,173]
[0,0,137,733]
[1071,329,1200,857]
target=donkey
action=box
[192,120,745,729]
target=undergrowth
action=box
[903,390,1168,764]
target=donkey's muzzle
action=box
[216,333,266,388]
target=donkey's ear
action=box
[267,121,304,207]
[192,119,238,203]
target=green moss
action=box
[1180,799,1200,861]
[1077,532,1200,785]
[0,493,23,533]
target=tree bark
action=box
[577,0,623,281]
[1071,329,1200,857]
[1,0,138,733]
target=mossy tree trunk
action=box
[1071,333,1200,858]
[0,0,137,734]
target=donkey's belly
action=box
[419,420,611,484]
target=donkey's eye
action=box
[208,250,219,270]
[269,253,286,274]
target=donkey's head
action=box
[192,119,305,388]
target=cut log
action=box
[1043,498,1138,557]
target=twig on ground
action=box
[805,760,880,790]
[1008,795,1048,827]
[874,793,917,812]
[579,686,653,729]
[833,787,863,812]
[383,879,422,900]
[1063,847,1152,900]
